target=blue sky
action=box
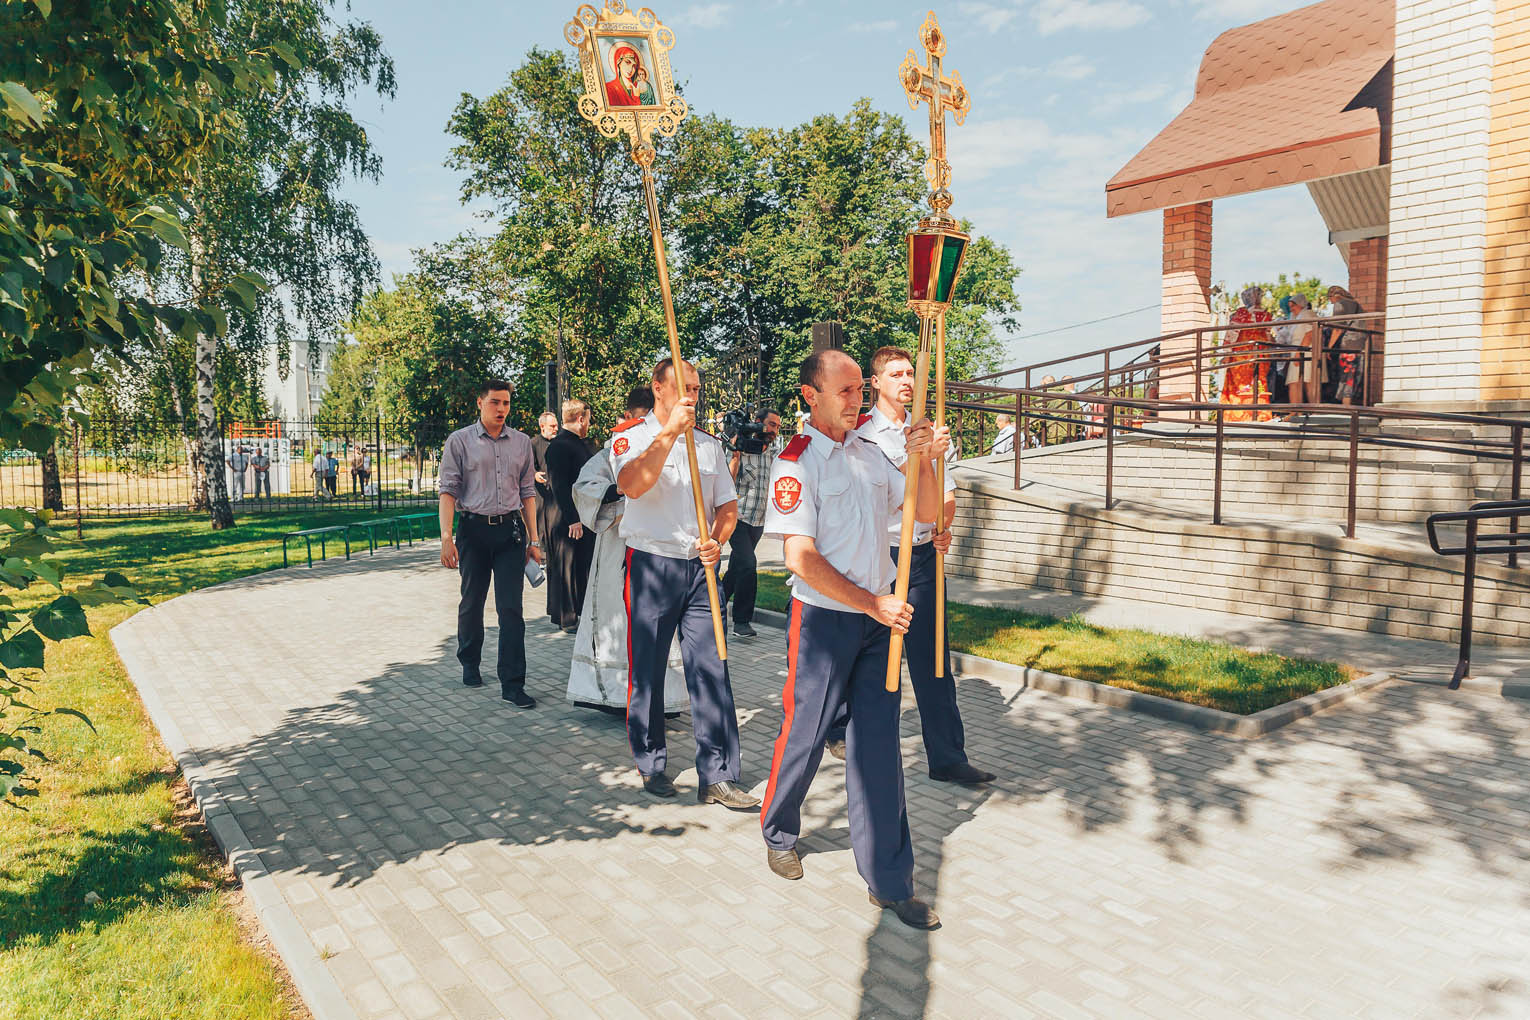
[338,0,1348,370]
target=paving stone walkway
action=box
[113,547,1530,1019]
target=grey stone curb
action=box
[752,607,1393,738]
[1402,675,1530,700]
[111,612,359,1020]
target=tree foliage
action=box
[1,0,257,802]
[1213,272,1328,318]
[443,51,1021,430]
[80,0,395,527]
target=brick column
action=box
[1349,236,1387,403]
[1159,202,1213,402]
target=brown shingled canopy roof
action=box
[1105,0,1393,218]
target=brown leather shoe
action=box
[869,893,941,930]
[767,848,803,880]
[825,739,847,761]
[698,781,760,810]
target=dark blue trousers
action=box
[760,600,914,902]
[624,549,741,785]
[827,543,968,772]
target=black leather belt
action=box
[460,510,516,525]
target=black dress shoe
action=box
[642,771,678,798]
[733,622,757,638]
[501,684,536,709]
[462,676,483,688]
[698,781,760,810]
[825,739,847,761]
[930,762,996,786]
[767,848,803,881]
[870,893,941,930]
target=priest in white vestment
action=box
[566,437,687,712]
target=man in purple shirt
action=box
[438,379,545,708]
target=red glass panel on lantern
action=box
[908,233,939,302]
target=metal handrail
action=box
[1424,500,1530,688]
[939,383,1527,540]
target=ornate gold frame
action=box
[565,2,689,154]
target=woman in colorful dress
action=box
[1221,286,1273,422]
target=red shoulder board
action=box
[856,413,872,429]
[612,416,644,433]
[779,434,811,462]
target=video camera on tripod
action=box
[719,403,774,455]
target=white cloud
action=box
[978,55,1095,97]
[957,2,1019,32]
[847,19,899,33]
[1185,0,1294,22]
[1033,0,1152,35]
[675,3,731,29]
[1090,81,1171,115]
[1045,54,1097,81]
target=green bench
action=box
[346,517,403,556]
[345,512,438,555]
[395,511,437,545]
[282,526,351,568]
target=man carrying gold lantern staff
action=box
[820,345,998,787]
[757,348,950,930]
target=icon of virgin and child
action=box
[602,38,658,107]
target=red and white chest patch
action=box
[613,437,630,456]
[772,475,803,514]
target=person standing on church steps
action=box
[822,346,998,787]
[613,357,758,810]
[758,348,948,931]
[438,378,545,709]
[544,398,597,633]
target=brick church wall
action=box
[1482,0,1530,405]
[1383,0,1496,406]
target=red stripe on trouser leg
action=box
[624,546,635,725]
[759,599,802,829]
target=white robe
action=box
[566,443,688,710]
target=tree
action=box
[446,47,667,431]
[445,53,1022,430]
[135,0,395,528]
[1,0,263,803]
[335,274,511,483]
[1212,272,1328,318]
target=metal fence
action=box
[1,417,467,521]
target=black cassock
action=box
[531,431,553,613]
[543,428,597,629]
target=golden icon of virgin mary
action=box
[604,39,657,107]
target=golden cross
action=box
[899,11,970,223]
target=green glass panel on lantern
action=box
[935,236,966,304]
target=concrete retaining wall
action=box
[947,472,1530,647]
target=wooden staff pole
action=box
[638,158,727,661]
[934,312,947,678]
[886,314,934,692]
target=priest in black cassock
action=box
[531,410,559,600]
[543,399,597,632]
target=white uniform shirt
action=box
[612,412,737,559]
[855,405,957,546]
[762,422,905,615]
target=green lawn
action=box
[754,572,1351,715]
[1,507,435,1019]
